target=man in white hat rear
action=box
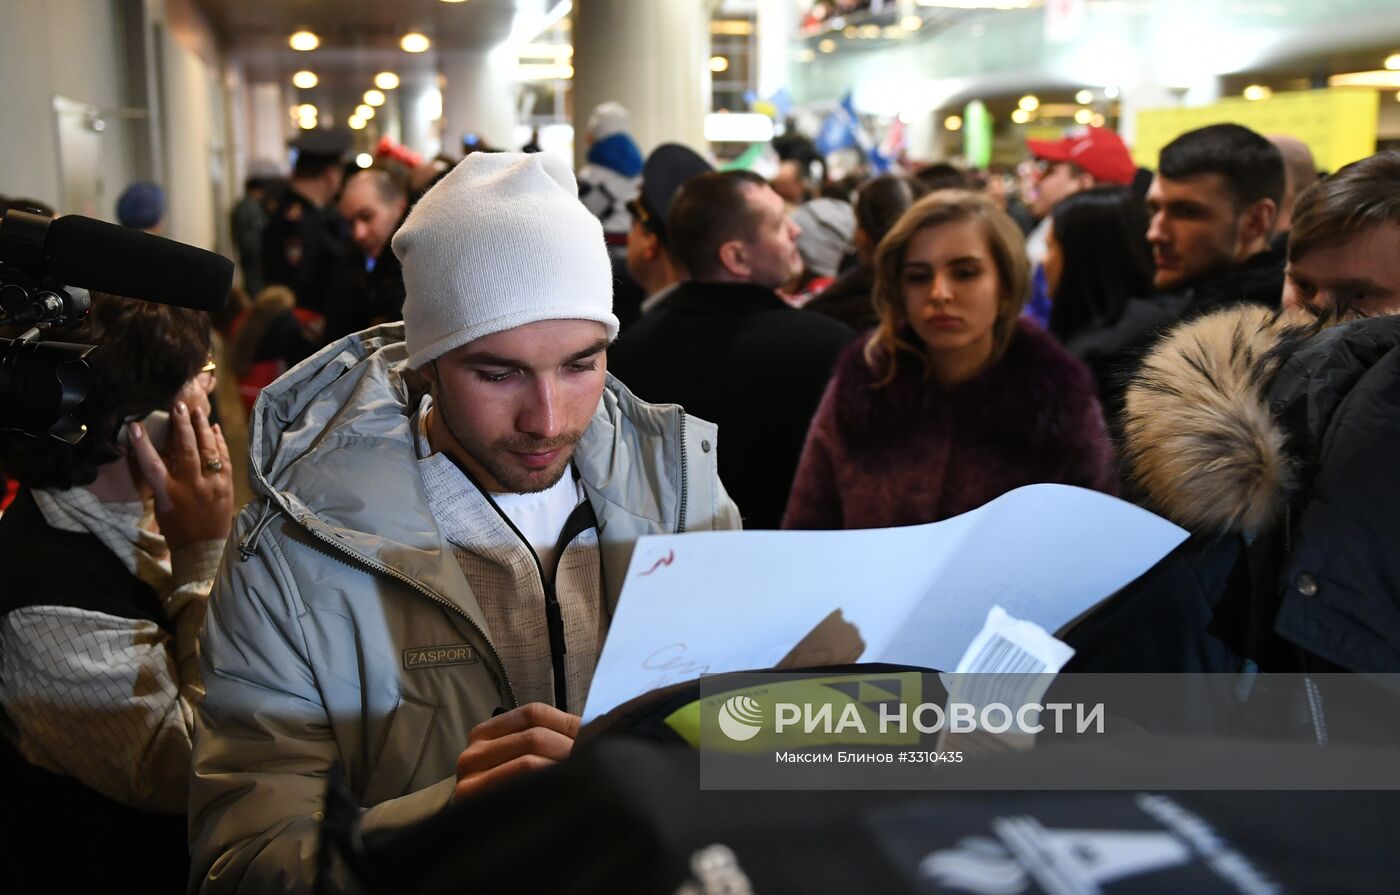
[189,152,740,894]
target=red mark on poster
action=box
[638,550,676,577]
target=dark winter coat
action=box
[607,280,855,529]
[1066,305,1400,677]
[1064,291,1187,437]
[803,264,878,331]
[323,235,407,344]
[1171,248,1284,321]
[782,320,1116,531]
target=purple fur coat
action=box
[782,321,1116,530]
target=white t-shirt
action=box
[415,395,585,574]
[490,467,586,576]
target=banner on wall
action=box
[1132,88,1379,174]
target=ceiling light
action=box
[364,89,386,106]
[1075,89,1093,104]
[819,38,836,53]
[375,71,401,90]
[292,70,318,89]
[1011,108,1031,124]
[289,31,319,52]
[902,15,923,30]
[1243,84,1271,101]
[1074,108,1094,124]
[401,32,431,53]
[298,117,318,130]
[1386,53,1400,71]
[348,115,366,130]
[1090,113,1106,127]
[709,56,730,73]
[296,103,318,118]
[711,20,754,36]
[1329,70,1400,88]
[356,104,375,120]
[944,115,963,131]
[356,153,374,169]
[796,48,816,63]
[1104,85,1120,99]
[1018,95,1039,112]
[703,112,775,143]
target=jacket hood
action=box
[1122,304,1399,537]
[246,323,692,543]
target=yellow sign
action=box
[1132,88,1379,174]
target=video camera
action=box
[0,207,234,443]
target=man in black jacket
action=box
[324,168,408,342]
[1067,151,1400,726]
[1145,124,1286,318]
[609,171,854,529]
[261,132,349,315]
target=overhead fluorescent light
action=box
[704,112,775,143]
[1328,70,1400,88]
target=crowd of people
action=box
[2,98,1399,892]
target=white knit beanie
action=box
[393,152,618,369]
[586,101,631,141]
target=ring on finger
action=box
[203,455,224,473]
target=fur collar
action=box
[1123,305,1311,536]
[834,320,1099,450]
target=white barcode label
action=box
[954,605,1075,676]
[961,632,1049,675]
[942,606,1076,732]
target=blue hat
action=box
[116,182,166,229]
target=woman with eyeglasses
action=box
[0,293,233,892]
[783,190,1115,532]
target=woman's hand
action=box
[128,400,234,550]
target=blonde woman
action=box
[783,190,1114,530]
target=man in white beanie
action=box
[189,152,740,894]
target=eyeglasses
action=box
[196,356,217,392]
[626,197,654,231]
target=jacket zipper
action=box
[436,452,574,714]
[238,500,279,560]
[472,486,571,713]
[677,408,689,534]
[250,506,519,710]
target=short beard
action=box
[474,432,582,494]
[431,380,582,494]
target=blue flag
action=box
[814,93,860,156]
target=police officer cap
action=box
[639,144,712,243]
[291,130,350,162]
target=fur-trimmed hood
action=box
[1122,304,1400,537]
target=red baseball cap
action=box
[1026,127,1136,186]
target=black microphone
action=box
[0,209,233,313]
